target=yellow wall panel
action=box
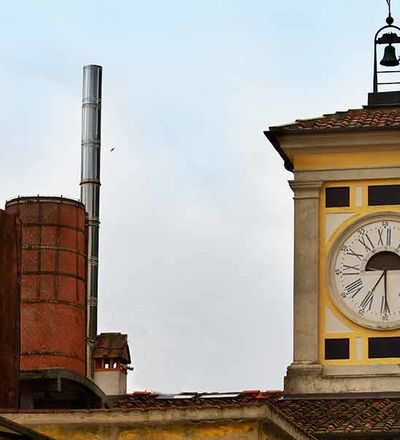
[295,151,400,170]
[32,421,257,440]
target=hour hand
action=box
[382,270,390,315]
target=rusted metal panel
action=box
[0,209,21,409]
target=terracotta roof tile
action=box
[112,390,282,411]
[272,396,400,435]
[271,108,400,132]
[113,391,400,436]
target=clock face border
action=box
[327,212,400,330]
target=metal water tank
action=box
[5,196,87,377]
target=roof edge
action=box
[268,124,400,136]
[0,403,316,440]
[264,130,293,172]
[0,414,54,440]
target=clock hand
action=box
[360,271,384,312]
[370,271,385,296]
[359,271,384,311]
[383,270,390,315]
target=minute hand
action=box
[383,270,390,314]
[370,271,385,295]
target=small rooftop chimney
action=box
[80,65,102,377]
[93,333,132,395]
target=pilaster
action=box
[288,180,322,366]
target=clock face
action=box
[328,214,400,329]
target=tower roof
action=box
[270,107,400,133]
[265,106,400,171]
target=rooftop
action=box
[112,390,281,410]
[265,106,400,171]
[269,107,400,133]
[0,415,53,439]
[112,390,400,436]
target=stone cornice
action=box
[289,181,323,199]
[295,166,400,182]
[278,130,400,153]
[1,404,315,440]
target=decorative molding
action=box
[295,166,400,182]
[279,129,400,151]
[289,180,323,199]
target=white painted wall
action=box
[94,370,127,395]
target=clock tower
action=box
[265,6,400,394]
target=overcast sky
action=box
[0,0,389,392]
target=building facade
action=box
[267,107,400,394]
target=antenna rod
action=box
[80,65,102,377]
[387,0,392,17]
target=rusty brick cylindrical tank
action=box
[5,196,87,377]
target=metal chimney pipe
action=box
[80,65,102,377]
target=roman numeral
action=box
[342,264,360,275]
[358,234,374,252]
[346,248,363,261]
[377,228,392,246]
[387,228,392,246]
[360,290,374,311]
[377,229,384,246]
[345,278,363,298]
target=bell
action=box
[380,43,400,66]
